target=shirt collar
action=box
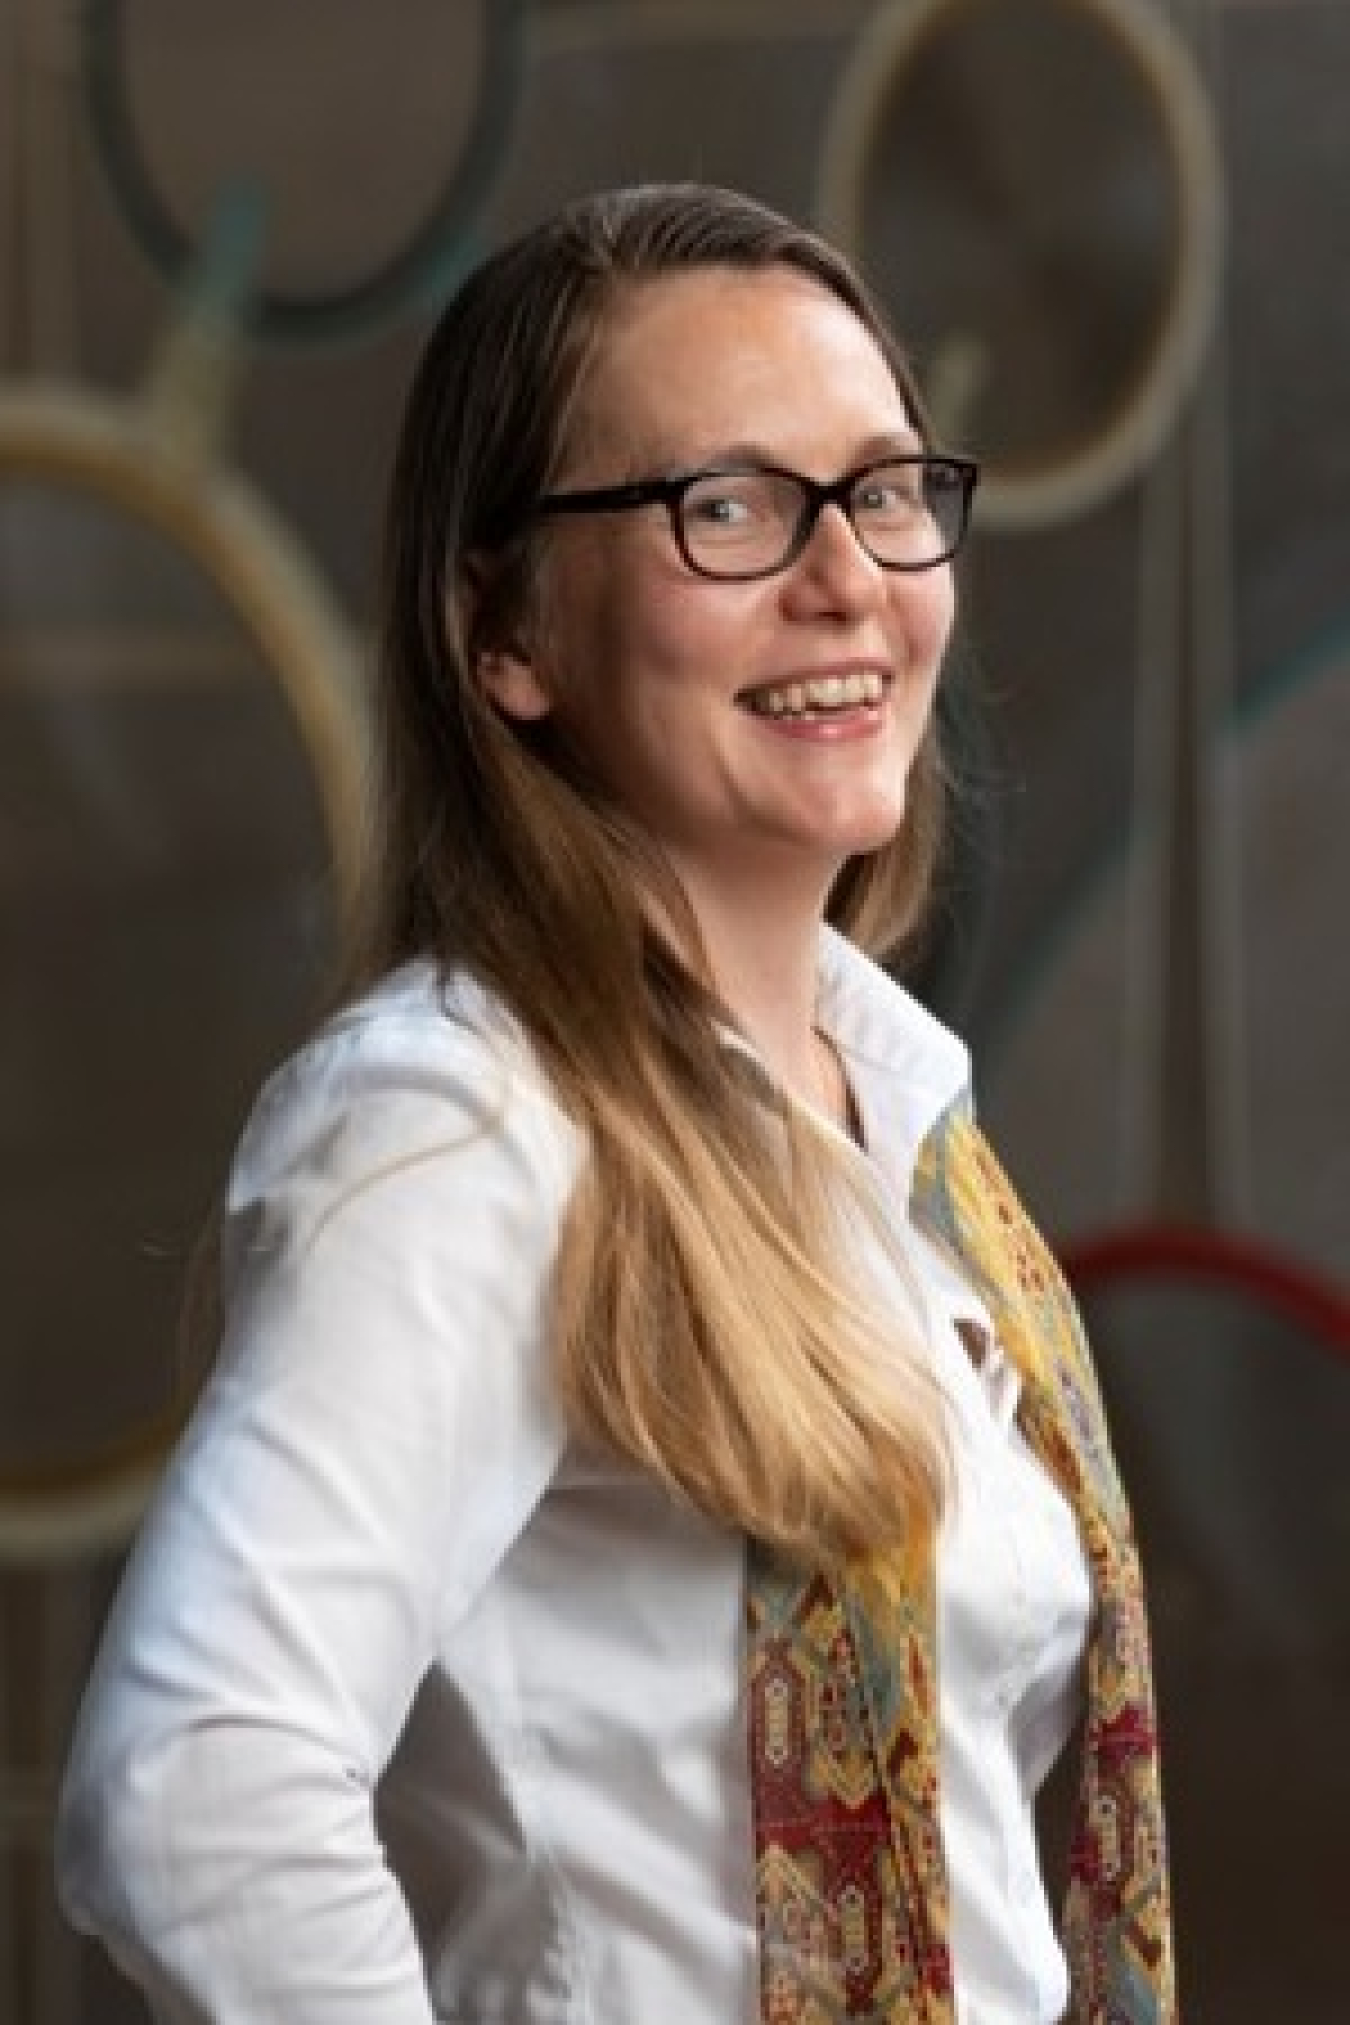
[814,924,972,1203]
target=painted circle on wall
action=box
[82,0,526,343]
[818,0,1224,529]
[0,391,364,1559]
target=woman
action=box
[57,184,1176,2025]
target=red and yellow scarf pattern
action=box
[747,1098,1177,2024]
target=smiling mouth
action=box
[740,669,887,720]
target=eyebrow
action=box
[642,429,927,475]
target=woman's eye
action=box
[687,487,754,526]
[859,474,920,514]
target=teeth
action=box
[746,670,884,718]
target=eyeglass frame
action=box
[527,451,979,582]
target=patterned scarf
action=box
[747,1096,1177,2023]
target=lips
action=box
[740,668,887,720]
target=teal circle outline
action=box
[81,0,526,347]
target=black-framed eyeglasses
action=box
[530,452,979,582]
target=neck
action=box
[671,864,845,1123]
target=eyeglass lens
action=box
[678,460,966,576]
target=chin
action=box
[829,792,909,857]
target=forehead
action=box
[566,265,912,470]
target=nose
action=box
[782,498,885,614]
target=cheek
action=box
[533,578,689,773]
[897,574,956,682]
[927,571,958,651]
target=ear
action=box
[477,644,554,723]
[461,550,555,724]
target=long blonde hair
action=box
[362,184,954,1559]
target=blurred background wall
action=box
[1,1,1346,2019]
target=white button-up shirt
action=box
[57,931,1090,2024]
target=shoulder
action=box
[223,961,580,1272]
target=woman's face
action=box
[484,264,956,924]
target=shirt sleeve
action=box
[55,1004,577,2023]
